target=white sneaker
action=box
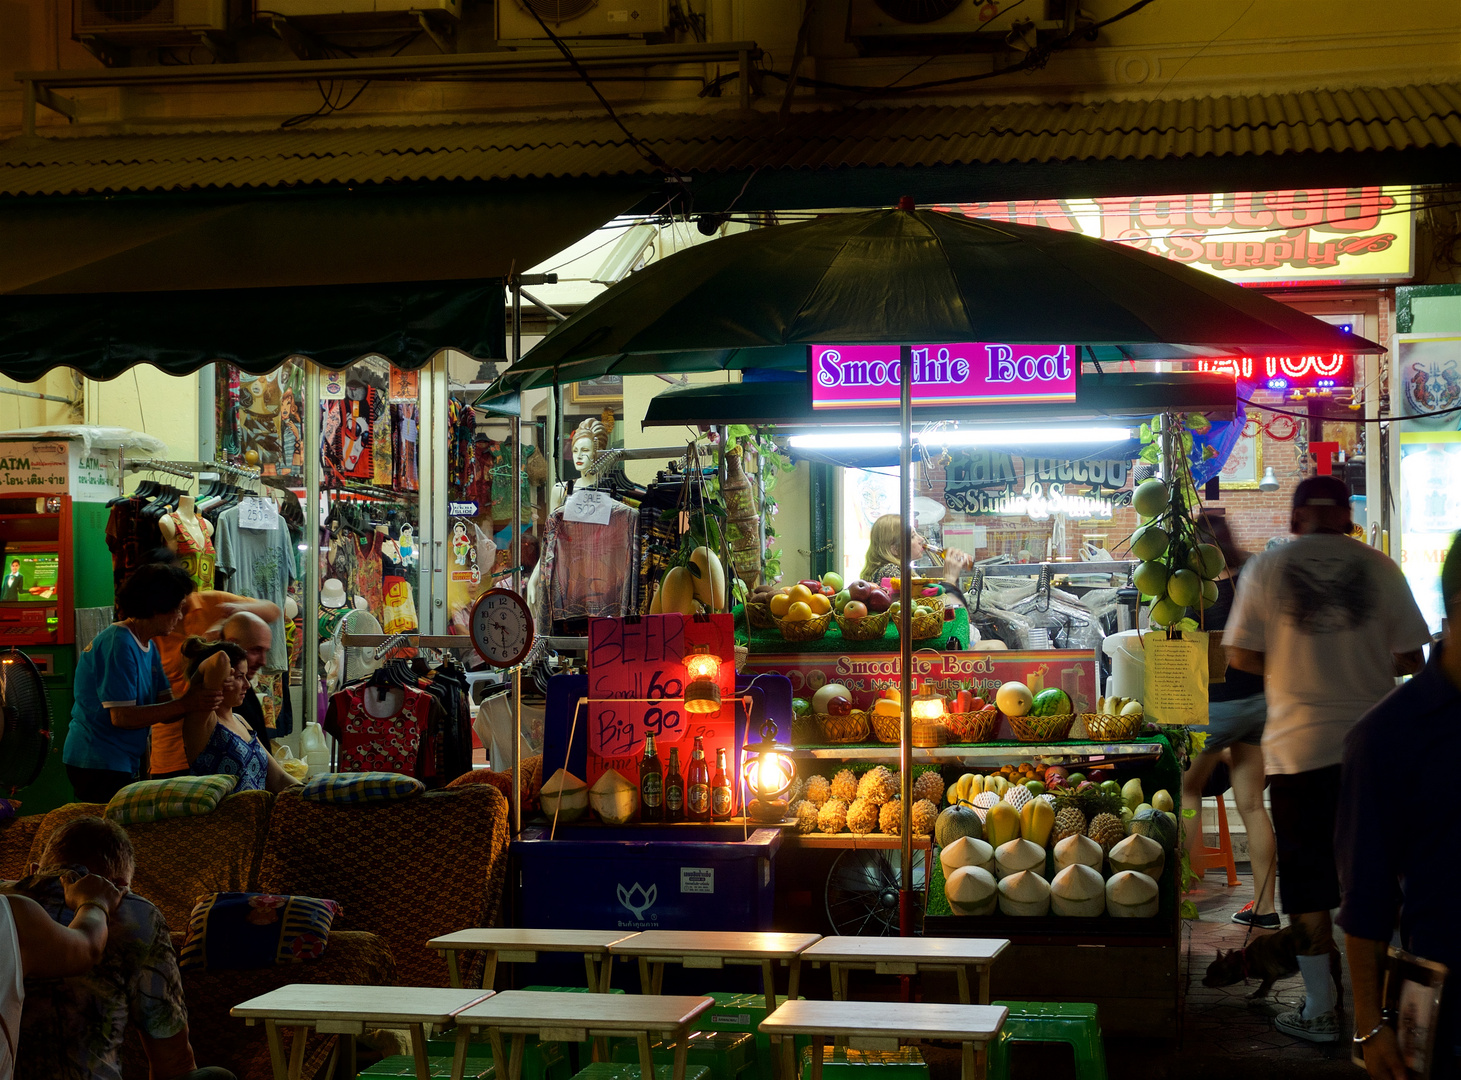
[1275,1006,1341,1043]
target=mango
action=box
[986,801,1020,847]
[1020,798,1055,848]
[1121,778,1145,811]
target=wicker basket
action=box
[790,713,819,746]
[944,708,1000,744]
[834,609,890,641]
[817,710,870,744]
[892,600,946,641]
[776,611,832,642]
[1081,712,1145,741]
[1007,712,1076,742]
[869,708,901,744]
[744,599,777,629]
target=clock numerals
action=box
[470,588,535,669]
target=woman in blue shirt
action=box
[63,563,224,803]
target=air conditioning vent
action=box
[74,0,228,41]
[874,0,962,23]
[849,0,1071,44]
[498,0,668,39]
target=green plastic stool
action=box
[359,1056,493,1078]
[415,1032,571,1080]
[986,1001,1108,1080]
[612,1031,755,1080]
[570,1063,711,1080]
[798,1045,927,1080]
[696,992,809,1080]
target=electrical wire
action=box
[1240,395,1461,424]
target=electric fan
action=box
[825,848,926,936]
[328,608,386,692]
[0,649,53,792]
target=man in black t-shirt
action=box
[220,612,291,743]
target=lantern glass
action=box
[743,750,794,800]
[685,651,721,681]
[911,694,947,721]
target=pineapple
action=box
[787,776,807,807]
[879,798,903,835]
[912,770,945,805]
[846,798,879,835]
[794,800,820,835]
[1087,812,1125,854]
[830,769,858,803]
[818,798,849,834]
[858,766,895,805]
[1053,806,1087,842]
[886,772,902,800]
[911,798,938,837]
[805,774,832,807]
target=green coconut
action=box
[1132,479,1171,518]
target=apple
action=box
[848,579,872,602]
[826,695,852,716]
[833,589,852,613]
[865,587,891,614]
[822,572,844,591]
[799,580,822,592]
[843,600,868,619]
[811,683,854,714]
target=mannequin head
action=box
[571,419,609,474]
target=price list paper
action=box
[585,614,736,783]
[1143,631,1209,726]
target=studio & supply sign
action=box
[810,343,1078,409]
[944,451,1127,518]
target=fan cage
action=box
[873,0,963,24]
[518,0,598,23]
[77,0,174,27]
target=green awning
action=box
[0,180,647,378]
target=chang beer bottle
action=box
[639,733,664,823]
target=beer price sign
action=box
[810,342,1079,409]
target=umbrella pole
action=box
[510,277,523,841]
[898,344,914,938]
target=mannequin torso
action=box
[161,496,216,591]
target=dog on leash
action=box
[1202,925,1345,1007]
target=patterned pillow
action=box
[106,774,238,825]
[298,772,423,805]
[179,892,342,971]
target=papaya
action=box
[659,566,698,615]
[648,582,663,614]
[1020,798,1055,848]
[689,547,727,611]
[986,801,1020,847]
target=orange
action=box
[769,592,792,618]
[808,593,832,616]
[788,584,814,605]
[784,601,814,622]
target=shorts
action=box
[1201,693,1266,752]
[1268,764,1342,916]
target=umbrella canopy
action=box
[492,207,1379,392]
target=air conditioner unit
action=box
[267,0,458,15]
[74,0,228,42]
[849,0,1069,40]
[498,0,669,41]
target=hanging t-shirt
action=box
[320,400,344,482]
[354,530,386,616]
[214,506,297,672]
[327,684,435,778]
[371,391,393,487]
[1225,533,1432,774]
[341,388,374,481]
[381,545,418,635]
[537,501,640,626]
[393,404,419,491]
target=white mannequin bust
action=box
[548,419,609,513]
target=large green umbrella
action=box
[490,207,1377,392]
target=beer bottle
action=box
[639,732,664,823]
[664,746,685,823]
[686,736,711,822]
[711,747,734,821]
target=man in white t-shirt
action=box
[1225,474,1431,1045]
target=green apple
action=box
[822,571,844,591]
[791,697,811,717]
[833,589,852,614]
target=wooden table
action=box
[451,989,713,1080]
[231,984,491,1080]
[799,936,1009,1005]
[428,928,639,991]
[760,999,1007,1080]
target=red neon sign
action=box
[1199,353,1354,391]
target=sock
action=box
[1297,953,1337,1018]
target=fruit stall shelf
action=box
[787,740,1167,765]
[734,605,972,652]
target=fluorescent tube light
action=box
[787,427,1131,451]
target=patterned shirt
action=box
[6,873,188,1080]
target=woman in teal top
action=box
[63,563,223,803]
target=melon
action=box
[1050,863,1106,917]
[995,681,1033,717]
[1109,833,1165,878]
[1031,688,1072,717]
[1129,806,1178,850]
[994,838,1046,880]
[1107,870,1160,918]
[811,684,854,714]
[997,870,1051,917]
[1053,833,1103,873]
[541,768,588,823]
[945,865,998,917]
[939,835,994,879]
[934,803,983,848]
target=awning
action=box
[642,372,1238,428]
[0,180,647,378]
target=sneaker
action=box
[1275,1007,1341,1043]
[1231,902,1280,930]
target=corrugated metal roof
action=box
[3,82,1461,196]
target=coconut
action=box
[945,865,998,916]
[1109,833,1165,878]
[997,870,1051,917]
[939,835,995,880]
[1106,870,1160,918]
[1049,864,1106,917]
[541,768,589,822]
[994,838,1046,880]
[588,769,638,825]
[1053,833,1104,874]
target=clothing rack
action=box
[585,443,697,475]
[324,482,411,503]
[339,633,478,651]
[126,458,261,481]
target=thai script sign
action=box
[810,343,1079,409]
[936,187,1412,284]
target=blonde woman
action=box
[859,513,973,609]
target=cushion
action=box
[179,891,342,971]
[299,772,424,805]
[106,774,237,825]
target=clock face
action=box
[469,588,535,669]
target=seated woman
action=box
[180,638,299,793]
[861,513,974,611]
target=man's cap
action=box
[1292,474,1351,511]
[1442,531,1461,608]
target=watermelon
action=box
[934,803,983,848]
[1030,688,1072,716]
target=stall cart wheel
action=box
[825,848,925,935]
